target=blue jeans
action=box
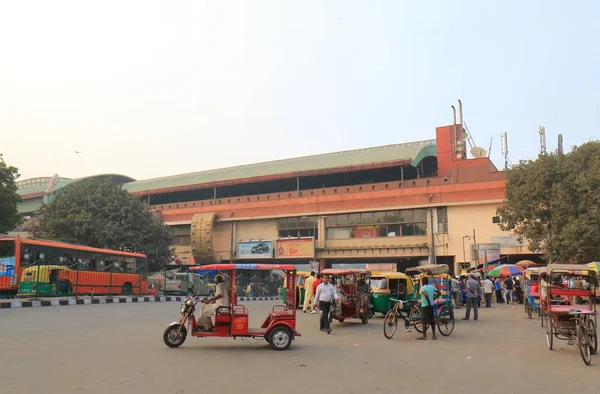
[465,297,478,320]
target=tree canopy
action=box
[0,154,21,234]
[497,140,600,263]
[34,179,173,271]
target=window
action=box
[172,235,191,246]
[492,216,500,224]
[277,217,318,238]
[325,209,429,239]
[437,207,448,233]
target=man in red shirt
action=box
[312,274,322,311]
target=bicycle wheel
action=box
[586,318,597,355]
[578,325,592,366]
[410,306,423,333]
[383,310,398,339]
[437,305,455,336]
[545,315,553,350]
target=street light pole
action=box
[462,235,471,266]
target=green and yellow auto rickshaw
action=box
[370,272,415,315]
[17,265,73,297]
[281,271,311,308]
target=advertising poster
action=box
[309,261,320,273]
[353,226,378,238]
[0,257,15,277]
[276,238,315,259]
[238,241,273,259]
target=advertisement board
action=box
[275,238,315,259]
[490,236,522,246]
[237,241,273,259]
[0,257,15,277]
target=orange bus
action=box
[0,237,148,298]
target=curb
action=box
[0,296,281,309]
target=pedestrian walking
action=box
[504,277,514,304]
[417,277,439,340]
[313,275,338,334]
[462,274,480,321]
[303,271,317,313]
[494,279,503,304]
[513,277,523,304]
[482,276,494,307]
[451,277,461,308]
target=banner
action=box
[353,226,378,238]
[0,257,15,277]
[276,238,314,259]
[309,261,320,273]
[237,241,273,259]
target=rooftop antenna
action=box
[539,125,547,155]
[501,131,509,170]
[557,134,564,155]
[487,137,493,158]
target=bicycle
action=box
[383,297,455,339]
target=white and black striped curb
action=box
[0,296,281,309]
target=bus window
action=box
[124,258,136,273]
[136,258,147,273]
[110,256,125,272]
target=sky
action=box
[1,1,599,182]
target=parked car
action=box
[251,243,270,254]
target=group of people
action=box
[451,274,525,310]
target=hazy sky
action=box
[1,1,598,182]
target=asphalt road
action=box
[1,301,600,394]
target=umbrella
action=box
[587,262,600,272]
[515,260,537,268]
[487,264,525,278]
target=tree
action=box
[497,141,600,263]
[0,154,21,233]
[34,179,173,271]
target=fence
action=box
[15,262,147,298]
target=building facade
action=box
[16,122,539,274]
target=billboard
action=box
[0,257,15,277]
[237,241,273,259]
[275,238,314,259]
[490,236,522,246]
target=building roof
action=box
[17,174,136,199]
[17,197,43,214]
[124,139,437,195]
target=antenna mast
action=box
[501,132,509,170]
[557,134,564,154]
[539,125,547,155]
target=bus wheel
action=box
[122,282,133,295]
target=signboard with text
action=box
[0,257,15,277]
[237,241,273,259]
[275,238,315,259]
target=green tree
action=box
[497,141,600,262]
[0,154,21,233]
[34,179,173,271]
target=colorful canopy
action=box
[586,262,600,272]
[487,264,525,277]
[515,260,537,268]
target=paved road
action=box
[1,302,600,394]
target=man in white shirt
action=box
[313,275,339,334]
[482,277,494,307]
[199,275,230,331]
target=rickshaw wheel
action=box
[268,326,292,351]
[163,324,187,348]
[383,310,398,339]
[586,319,598,354]
[410,307,423,333]
[578,325,592,366]
[437,305,455,336]
[545,316,553,350]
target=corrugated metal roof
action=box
[17,174,135,197]
[18,197,43,214]
[124,139,437,194]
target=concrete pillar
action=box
[319,258,327,272]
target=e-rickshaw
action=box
[383,264,455,339]
[281,271,311,308]
[370,272,415,315]
[163,264,301,351]
[542,264,597,365]
[321,268,371,324]
[524,267,542,319]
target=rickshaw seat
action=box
[529,291,540,297]
[530,285,539,293]
[549,305,594,314]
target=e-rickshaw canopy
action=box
[190,264,297,271]
[405,264,449,276]
[321,268,371,276]
[545,264,593,275]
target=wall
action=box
[443,203,532,266]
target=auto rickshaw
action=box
[17,265,73,297]
[281,271,311,308]
[163,263,301,351]
[370,272,415,315]
[321,268,371,324]
[524,267,542,319]
[406,264,454,308]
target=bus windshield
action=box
[0,240,16,278]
